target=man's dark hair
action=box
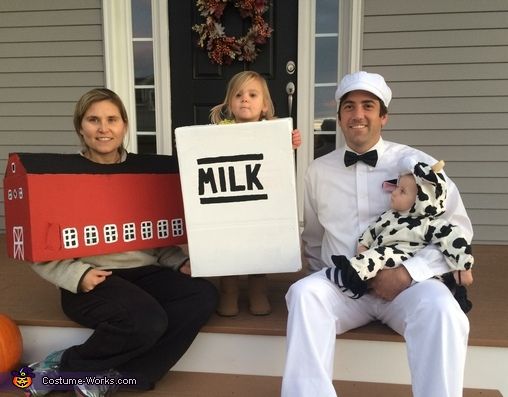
[337,92,388,120]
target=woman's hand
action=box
[291,129,302,149]
[179,260,191,275]
[80,269,112,292]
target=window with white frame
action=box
[132,0,156,153]
[141,221,153,240]
[103,1,172,155]
[157,219,169,239]
[123,222,137,242]
[84,225,100,246]
[171,218,184,237]
[314,0,339,159]
[104,224,119,244]
[62,228,79,249]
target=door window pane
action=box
[314,85,337,158]
[314,0,339,159]
[133,42,154,84]
[315,37,338,84]
[314,86,337,125]
[137,135,157,154]
[135,88,156,131]
[314,134,336,159]
[316,0,338,33]
[132,0,152,37]
[131,0,157,154]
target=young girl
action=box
[26,88,218,397]
[210,71,302,316]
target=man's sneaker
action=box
[24,349,65,396]
[74,369,120,397]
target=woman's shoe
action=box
[74,369,121,397]
[24,349,65,396]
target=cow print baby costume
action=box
[326,159,474,312]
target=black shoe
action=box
[327,255,368,298]
[325,266,360,299]
[441,272,473,313]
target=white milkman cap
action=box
[335,71,392,107]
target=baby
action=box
[327,159,474,311]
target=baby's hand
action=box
[357,244,368,254]
[454,269,473,286]
[291,129,302,149]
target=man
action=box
[281,71,473,397]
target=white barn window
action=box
[84,226,99,246]
[171,218,184,237]
[157,219,169,239]
[62,228,79,249]
[104,224,118,243]
[123,222,136,242]
[141,221,153,240]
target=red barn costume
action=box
[4,152,186,263]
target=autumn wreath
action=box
[192,0,273,65]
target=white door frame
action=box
[102,0,363,220]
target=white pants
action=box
[281,269,469,397]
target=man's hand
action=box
[368,266,412,301]
[80,269,112,292]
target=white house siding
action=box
[363,0,508,244]
[0,0,104,232]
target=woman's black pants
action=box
[59,265,218,389]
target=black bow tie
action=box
[344,150,378,167]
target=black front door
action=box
[169,1,298,148]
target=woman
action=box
[27,88,218,397]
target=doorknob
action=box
[286,61,296,75]
[286,82,295,117]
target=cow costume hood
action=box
[401,159,447,218]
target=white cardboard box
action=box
[175,118,302,277]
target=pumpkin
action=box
[0,314,23,372]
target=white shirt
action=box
[302,138,473,282]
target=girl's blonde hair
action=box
[209,71,275,124]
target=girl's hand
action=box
[179,260,191,275]
[291,129,302,149]
[80,269,112,292]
